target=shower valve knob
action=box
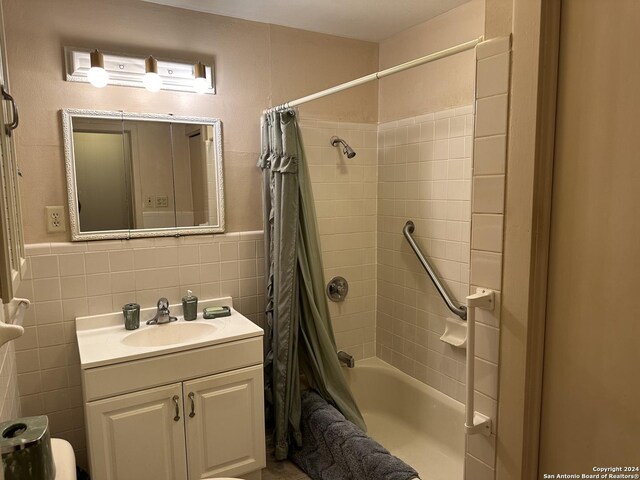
[327,276,349,302]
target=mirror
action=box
[62,109,224,240]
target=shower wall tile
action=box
[300,119,378,361]
[475,95,509,137]
[376,105,474,402]
[16,231,265,466]
[466,35,511,478]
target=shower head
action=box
[330,136,356,159]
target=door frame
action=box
[495,0,563,479]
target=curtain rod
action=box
[264,36,483,114]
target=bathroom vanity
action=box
[76,297,265,480]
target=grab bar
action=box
[403,221,467,320]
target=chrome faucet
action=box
[146,298,177,325]
[338,351,355,368]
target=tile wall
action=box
[14,231,265,468]
[299,119,378,360]
[0,318,20,423]
[375,106,474,403]
[465,36,511,480]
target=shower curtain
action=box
[259,110,366,461]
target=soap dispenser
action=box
[182,290,198,321]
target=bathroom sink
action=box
[121,322,217,348]
[75,296,264,368]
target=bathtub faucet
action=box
[338,351,355,368]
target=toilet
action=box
[51,438,76,480]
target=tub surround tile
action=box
[375,106,473,402]
[467,433,497,468]
[476,36,511,61]
[475,95,509,137]
[476,53,510,98]
[472,176,505,214]
[465,453,495,480]
[471,214,504,253]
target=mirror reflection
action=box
[62,110,224,240]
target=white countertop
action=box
[76,296,263,369]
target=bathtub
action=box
[344,357,465,480]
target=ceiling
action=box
[140,0,471,42]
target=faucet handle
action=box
[157,297,169,311]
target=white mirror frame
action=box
[61,108,225,241]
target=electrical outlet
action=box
[144,196,154,208]
[46,206,66,233]
[155,195,168,208]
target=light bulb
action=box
[193,76,208,94]
[193,62,208,94]
[143,56,162,92]
[143,72,162,92]
[88,49,109,88]
[87,66,109,88]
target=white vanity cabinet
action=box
[81,325,266,480]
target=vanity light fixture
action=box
[193,62,209,94]
[64,47,215,94]
[87,49,109,88]
[143,55,162,92]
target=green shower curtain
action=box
[259,110,366,461]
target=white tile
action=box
[471,214,504,252]
[450,116,466,138]
[455,105,474,116]
[472,176,505,214]
[474,391,498,433]
[474,357,499,399]
[449,137,466,159]
[435,118,450,140]
[178,245,200,265]
[434,108,455,120]
[474,136,506,175]
[420,121,434,142]
[470,251,502,291]
[59,254,85,277]
[476,36,511,60]
[110,272,135,294]
[86,274,111,296]
[475,323,500,364]
[84,252,109,274]
[49,242,87,254]
[465,453,495,480]
[219,243,238,262]
[33,278,61,302]
[25,244,51,256]
[477,52,510,98]
[31,256,59,279]
[60,276,87,300]
[475,95,508,137]
[109,250,134,272]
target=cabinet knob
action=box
[172,395,180,421]
[188,392,195,418]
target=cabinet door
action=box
[86,383,188,480]
[183,365,266,479]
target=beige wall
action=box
[377,0,484,123]
[3,0,378,243]
[539,0,640,471]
